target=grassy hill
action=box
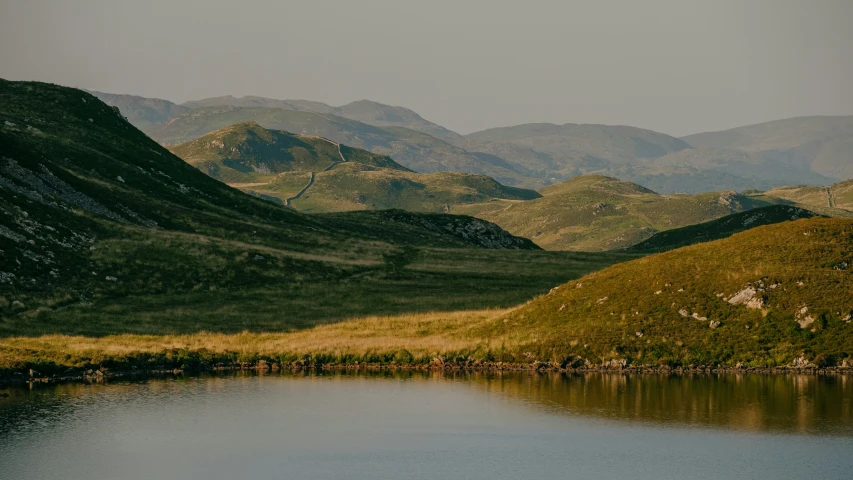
[628,205,819,252]
[144,105,532,187]
[682,116,853,181]
[166,122,537,212]
[7,217,850,374]
[475,217,853,368]
[455,175,769,251]
[168,122,408,184]
[254,162,541,213]
[1,79,646,343]
[760,179,853,213]
[86,90,190,129]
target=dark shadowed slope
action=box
[628,205,819,252]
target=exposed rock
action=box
[692,313,707,321]
[105,276,118,282]
[790,355,813,369]
[678,309,689,317]
[727,287,764,309]
[602,358,628,369]
[596,296,608,304]
[635,331,643,337]
[709,320,721,329]
[795,306,814,329]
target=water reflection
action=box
[470,372,853,436]
[2,371,851,437]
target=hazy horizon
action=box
[1,0,852,137]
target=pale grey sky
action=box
[1,0,851,136]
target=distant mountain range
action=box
[88,90,852,195]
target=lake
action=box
[1,371,852,479]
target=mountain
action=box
[628,205,819,252]
[682,116,853,181]
[0,80,572,329]
[144,105,533,186]
[454,175,770,251]
[463,122,840,194]
[464,122,691,178]
[477,216,853,367]
[182,96,464,145]
[612,148,835,194]
[182,95,339,114]
[167,121,408,184]
[335,100,465,145]
[86,90,190,129]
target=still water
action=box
[1,371,852,480]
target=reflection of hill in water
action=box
[1,372,852,437]
[467,372,853,436]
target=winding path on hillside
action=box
[826,186,835,208]
[285,139,348,207]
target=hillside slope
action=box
[455,175,769,251]
[168,122,408,184]
[253,162,541,213]
[682,116,853,181]
[761,179,853,213]
[478,217,853,368]
[86,90,190,129]
[628,205,819,252]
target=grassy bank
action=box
[0,309,507,375]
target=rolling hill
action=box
[682,116,853,181]
[167,122,539,211]
[627,205,819,252]
[476,216,853,368]
[760,179,853,213]
[182,96,464,146]
[167,121,408,184]
[455,175,770,251]
[257,162,541,213]
[144,105,533,187]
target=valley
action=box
[1,80,851,379]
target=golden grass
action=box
[0,309,515,369]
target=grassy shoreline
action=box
[4,307,851,384]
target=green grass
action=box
[476,217,853,368]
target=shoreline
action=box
[4,360,852,389]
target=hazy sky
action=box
[1,0,851,136]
